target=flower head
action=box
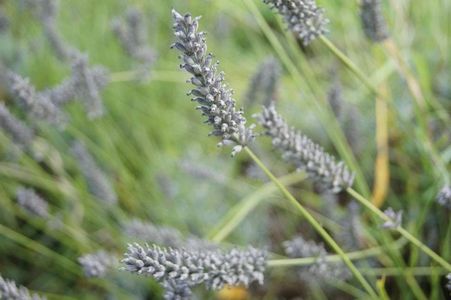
[122,243,266,291]
[360,0,389,42]
[263,0,329,45]
[171,9,254,156]
[256,105,355,192]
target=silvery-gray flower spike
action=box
[360,0,389,42]
[162,280,193,300]
[256,105,355,192]
[122,243,266,291]
[0,274,46,300]
[263,0,329,46]
[171,9,254,156]
[382,207,402,229]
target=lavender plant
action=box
[71,141,117,205]
[171,9,254,156]
[256,105,355,192]
[78,251,117,278]
[0,103,34,149]
[162,280,193,300]
[360,0,389,42]
[0,274,46,300]
[122,243,266,291]
[262,0,329,45]
[15,187,49,218]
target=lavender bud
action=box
[171,9,254,156]
[122,243,266,291]
[0,103,34,148]
[256,105,355,192]
[162,280,192,300]
[382,207,402,229]
[16,187,49,218]
[263,0,329,46]
[7,71,66,125]
[437,185,451,210]
[111,7,157,76]
[245,56,281,109]
[360,0,389,42]
[0,274,46,300]
[78,251,117,278]
[71,141,117,205]
[283,235,350,280]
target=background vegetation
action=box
[0,0,449,299]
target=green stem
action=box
[347,187,451,271]
[319,35,380,96]
[267,238,406,267]
[208,172,306,242]
[244,147,378,299]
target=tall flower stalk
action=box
[171,10,254,156]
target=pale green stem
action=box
[268,238,406,267]
[244,147,378,299]
[208,172,306,242]
[318,35,380,95]
[347,187,451,271]
[360,267,448,276]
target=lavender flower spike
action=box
[122,243,266,291]
[0,103,35,149]
[171,9,254,156]
[436,185,451,210]
[263,0,329,46]
[256,105,355,192]
[162,280,192,300]
[360,0,389,42]
[16,187,49,218]
[0,274,46,300]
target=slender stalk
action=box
[208,172,306,242]
[319,35,379,95]
[360,267,448,276]
[268,237,406,267]
[244,147,378,299]
[347,187,451,271]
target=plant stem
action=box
[347,187,451,271]
[244,147,378,299]
[319,36,380,95]
[267,238,406,267]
